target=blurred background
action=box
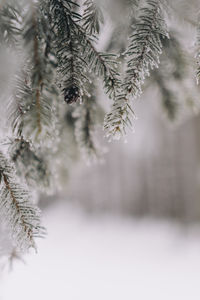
[1,0,200,299]
[2,92,200,300]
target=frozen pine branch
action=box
[104,0,169,140]
[152,35,186,120]
[50,0,89,103]
[124,0,169,97]
[82,0,104,36]
[9,71,55,142]
[153,69,178,120]
[75,23,121,100]
[8,1,58,142]
[0,151,45,252]
[50,0,120,104]
[104,93,135,140]
[8,138,51,190]
[22,2,56,140]
[0,1,20,47]
[73,101,98,161]
[73,90,104,161]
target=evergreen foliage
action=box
[8,138,51,189]
[0,1,19,46]
[82,0,104,36]
[73,87,103,161]
[0,0,199,262]
[0,151,44,252]
[104,0,169,140]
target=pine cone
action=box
[64,86,80,104]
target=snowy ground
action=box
[1,200,200,300]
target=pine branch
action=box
[82,0,104,36]
[124,0,169,97]
[104,93,135,140]
[0,151,45,252]
[8,75,32,138]
[8,138,51,190]
[73,91,104,161]
[9,2,58,142]
[74,21,121,99]
[82,1,120,98]
[9,73,53,142]
[153,69,178,120]
[152,35,185,120]
[0,1,20,46]
[23,3,53,139]
[50,0,89,103]
[50,0,120,103]
[104,0,169,140]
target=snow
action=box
[1,201,200,300]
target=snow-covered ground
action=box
[1,200,200,300]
